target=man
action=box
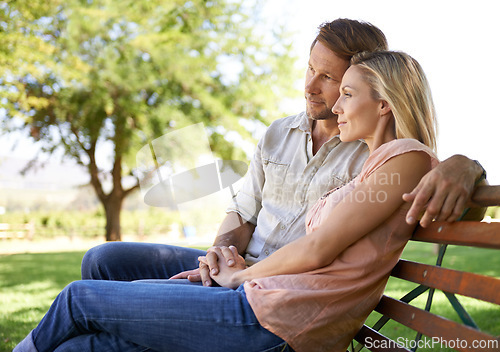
[82,18,486,287]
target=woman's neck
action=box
[365,114,397,153]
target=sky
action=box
[1,0,499,185]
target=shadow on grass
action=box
[0,251,84,288]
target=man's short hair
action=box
[311,18,388,60]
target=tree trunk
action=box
[104,194,124,241]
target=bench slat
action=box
[392,260,500,305]
[411,221,500,249]
[375,296,499,352]
[354,325,411,352]
[471,185,500,207]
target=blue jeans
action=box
[15,243,290,352]
[81,242,206,281]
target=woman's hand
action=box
[198,246,247,289]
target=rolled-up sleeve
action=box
[226,137,264,225]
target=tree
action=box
[0,0,299,241]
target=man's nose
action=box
[305,74,320,95]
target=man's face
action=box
[305,41,350,121]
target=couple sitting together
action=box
[15,18,487,352]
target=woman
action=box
[201,50,438,351]
[15,51,438,352]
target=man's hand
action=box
[199,246,247,289]
[169,267,202,282]
[403,155,484,227]
[198,245,240,286]
[170,245,241,286]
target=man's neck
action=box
[311,119,340,155]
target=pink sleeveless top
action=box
[244,139,439,352]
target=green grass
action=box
[0,251,85,351]
[359,241,500,352]
[1,243,499,352]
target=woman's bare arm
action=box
[210,151,432,289]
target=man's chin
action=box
[306,109,337,121]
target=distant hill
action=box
[0,156,89,191]
[0,156,145,212]
[0,156,91,211]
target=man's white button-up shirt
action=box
[227,112,369,265]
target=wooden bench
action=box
[351,185,500,352]
[0,222,35,240]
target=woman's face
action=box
[332,65,382,144]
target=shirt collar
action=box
[283,112,366,148]
[284,111,314,133]
[285,111,344,142]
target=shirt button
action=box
[280,224,286,230]
[264,249,270,256]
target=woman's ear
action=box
[379,100,392,116]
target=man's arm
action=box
[212,212,255,255]
[403,155,486,227]
[172,130,267,284]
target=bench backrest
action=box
[352,190,500,352]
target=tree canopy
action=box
[0,0,299,240]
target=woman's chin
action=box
[339,134,352,142]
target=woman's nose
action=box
[332,97,342,114]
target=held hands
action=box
[403,155,483,227]
[198,246,247,289]
[169,245,245,287]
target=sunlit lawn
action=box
[1,242,499,352]
[0,251,85,351]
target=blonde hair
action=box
[351,51,437,151]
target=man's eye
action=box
[326,75,340,83]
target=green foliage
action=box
[485,206,500,219]
[1,0,299,164]
[0,208,181,238]
[0,0,300,240]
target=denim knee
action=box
[80,243,115,280]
